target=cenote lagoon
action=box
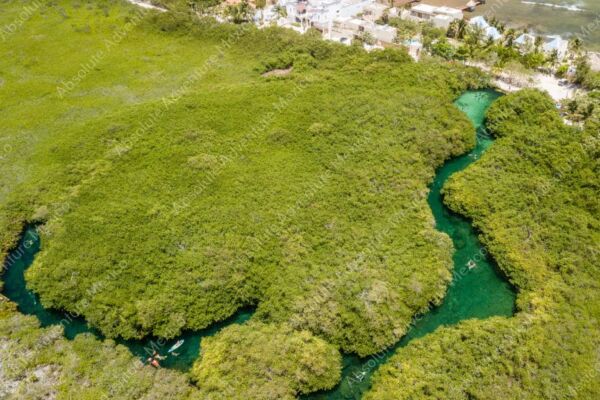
[2,90,516,395]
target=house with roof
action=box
[542,35,569,60]
[254,5,280,26]
[514,33,569,60]
[407,3,463,29]
[325,15,397,44]
[468,16,502,41]
[281,0,376,30]
[366,22,397,43]
[325,16,361,44]
[514,33,536,51]
[362,2,388,22]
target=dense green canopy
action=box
[367,89,600,399]
[0,0,494,397]
[14,1,599,399]
[191,322,341,399]
[2,0,486,356]
[0,299,194,400]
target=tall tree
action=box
[225,0,254,24]
[568,37,583,57]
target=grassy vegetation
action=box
[191,322,341,399]
[366,89,599,399]
[0,0,493,397]
[0,299,195,400]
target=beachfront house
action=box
[515,33,569,60]
[407,3,463,29]
[515,33,536,52]
[542,35,569,60]
[468,16,502,41]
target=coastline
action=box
[120,2,588,103]
[466,61,578,101]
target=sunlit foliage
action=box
[367,89,600,399]
[191,322,341,399]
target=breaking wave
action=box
[521,1,585,12]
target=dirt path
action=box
[466,61,578,101]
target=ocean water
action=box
[474,0,600,50]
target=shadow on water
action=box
[305,89,517,399]
[1,228,253,371]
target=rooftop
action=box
[418,0,473,8]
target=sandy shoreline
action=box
[466,61,577,101]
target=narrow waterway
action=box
[1,90,516,395]
[1,230,253,370]
[306,89,517,399]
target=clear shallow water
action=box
[305,89,516,399]
[1,90,516,394]
[1,229,253,370]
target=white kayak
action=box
[168,339,184,353]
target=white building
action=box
[515,33,569,59]
[254,5,280,26]
[325,15,397,44]
[515,33,536,51]
[542,35,569,60]
[362,3,388,22]
[325,16,362,44]
[281,0,376,30]
[407,4,463,29]
[468,16,502,41]
[366,21,396,43]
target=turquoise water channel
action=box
[1,90,516,396]
[1,229,252,370]
[306,89,517,399]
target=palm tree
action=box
[226,0,254,24]
[273,5,287,19]
[504,28,516,47]
[569,37,583,57]
[447,20,459,39]
[534,36,544,51]
[467,25,484,46]
[255,0,266,24]
[546,49,559,70]
[456,19,467,40]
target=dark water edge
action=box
[1,228,253,371]
[1,89,517,397]
[304,89,517,399]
